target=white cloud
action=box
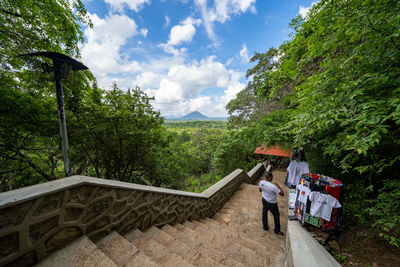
[168,17,201,46]
[146,56,245,117]
[160,17,201,56]
[273,53,283,63]
[225,57,234,66]
[133,71,158,88]
[195,0,256,42]
[81,13,142,76]
[271,49,285,71]
[104,0,150,12]
[299,1,317,18]
[196,0,217,42]
[163,15,170,28]
[140,28,148,37]
[239,43,250,63]
[158,44,188,57]
[155,79,184,104]
[211,0,257,23]
[80,10,245,117]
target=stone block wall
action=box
[0,167,260,266]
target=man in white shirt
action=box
[259,172,285,235]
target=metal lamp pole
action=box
[19,52,88,177]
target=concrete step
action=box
[193,221,283,253]
[229,222,286,249]
[146,226,226,266]
[181,220,197,229]
[200,217,285,256]
[208,209,288,243]
[124,229,195,267]
[199,220,272,266]
[191,220,210,230]
[96,231,138,266]
[199,219,283,265]
[125,252,158,267]
[161,224,245,267]
[179,222,267,266]
[143,226,174,245]
[36,236,117,267]
[213,212,232,225]
[203,217,222,227]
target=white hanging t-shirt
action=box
[287,160,310,186]
[296,184,311,204]
[259,180,281,204]
[309,192,342,221]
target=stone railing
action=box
[247,162,265,184]
[0,163,264,266]
[285,209,341,267]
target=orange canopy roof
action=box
[254,145,292,157]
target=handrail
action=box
[0,163,264,266]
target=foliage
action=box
[0,0,171,190]
[183,173,222,193]
[162,123,258,192]
[164,120,227,129]
[233,0,400,179]
[0,0,259,193]
[0,0,93,190]
[226,48,282,128]
[331,251,347,264]
[342,182,372,226]
[69,84,166,185]
[366,180,400,248]
[212,128,258,176]
[162,124,226,189]
[228,0,400,249]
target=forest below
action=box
[1,0,399,257]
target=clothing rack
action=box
[294,173,343,230]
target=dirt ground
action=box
[337,225,400,267]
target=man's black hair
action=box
[265,172,273,179]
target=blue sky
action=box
[80,0,316,117]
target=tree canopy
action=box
[0,1,168,190]
[227,0,400,248]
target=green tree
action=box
[229,0,400,248]
[226,48,281,128]
[69,84,166,185]
[0,0,92,190]
[212,128,258,176]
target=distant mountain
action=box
[181,111,208,119]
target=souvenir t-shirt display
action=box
[287,160,310,186]
[296,184,311,204]
[294,173,344,230]
[288,189,297,209]
[309,191,342,221]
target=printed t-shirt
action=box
[296,184,311,204]
[259,180,281,204]
[309,192,342,221]
[287,160,310,186]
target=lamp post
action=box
[19,52,88,177]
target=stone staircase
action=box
[37,172,288,267]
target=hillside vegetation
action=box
[226,0,400,250]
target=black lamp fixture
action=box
[19,52,89,177]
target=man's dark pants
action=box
[262,198,281,233]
